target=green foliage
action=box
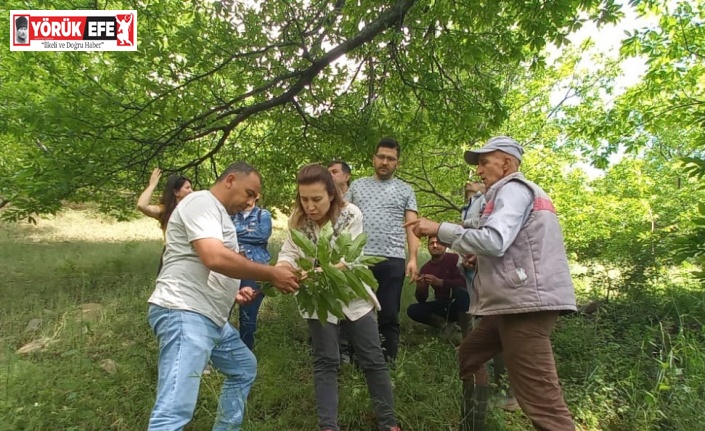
[681,156,705,184]
[263,223,384,324]
[558,0,705,166]
[672,197,705,281]
[468,0,705,287]
[0,0,621,221]
[3,212,705,430]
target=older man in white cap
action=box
[406,136,577,431]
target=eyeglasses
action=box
[374,154,398,163]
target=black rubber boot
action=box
[458,313,472,337]
[459,380,489,431]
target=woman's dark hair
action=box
[158,174,191,230]
[291,164,345,229]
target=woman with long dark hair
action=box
[137,168,193,273]
[276,164,400,431]
[137,168,193,232]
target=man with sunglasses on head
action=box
[345,138,419,363]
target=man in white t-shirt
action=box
[146,162,299,431]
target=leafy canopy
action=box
[0,0,621,220]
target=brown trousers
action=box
[458,311,575,431]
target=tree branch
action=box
[166,0,418,170]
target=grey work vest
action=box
[471,172,577,316]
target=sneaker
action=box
[202,364,213,375]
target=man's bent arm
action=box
[193,238,279,282]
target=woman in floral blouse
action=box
[276,164,401,431]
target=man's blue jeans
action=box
[147,304,257,431]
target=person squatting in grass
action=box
[345,137,420,363]
[406,136,577,431]
[146,162,299,431]
[137,168,193,272]
[406,236,468,335]
[230,196,272,351]
[276,164,401,431]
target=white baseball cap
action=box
[464,136,524,165]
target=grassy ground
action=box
[1,209,704,430]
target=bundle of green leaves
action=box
[263,222,385,323]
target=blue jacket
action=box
[231,206,272,264]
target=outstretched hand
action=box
[403,217,441,239]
